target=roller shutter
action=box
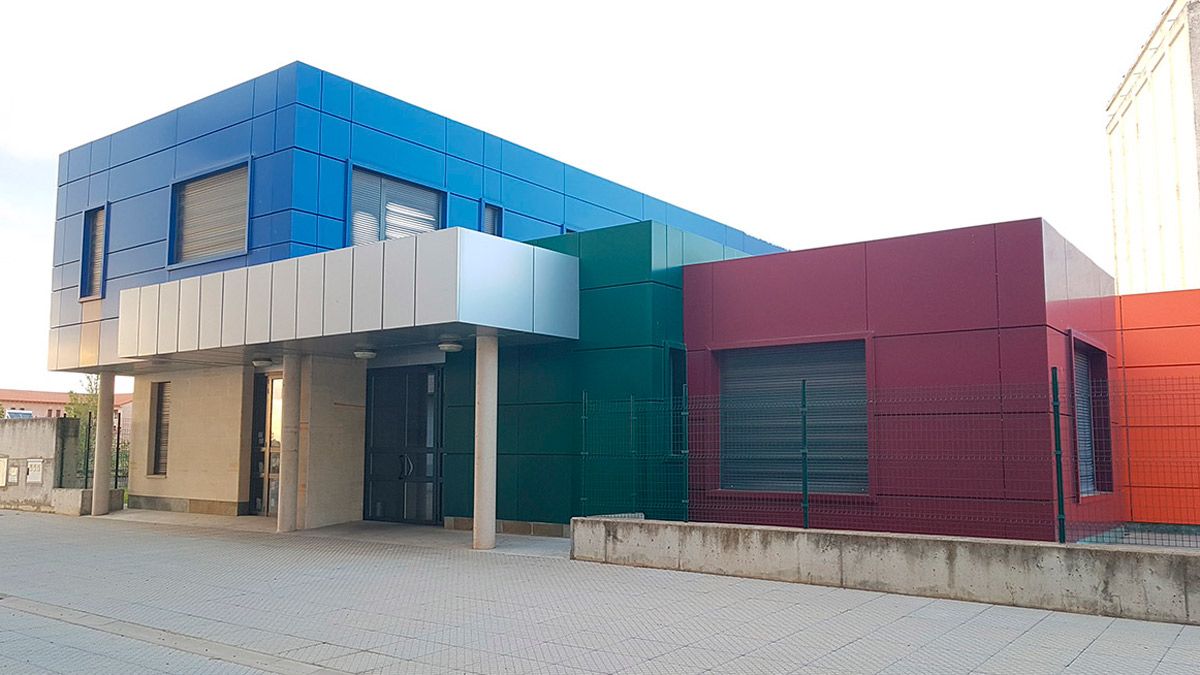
[85,207,105,297]
[351,169,441,245]
[719,340,868,493]
[175,166,248,263]
[483,204,501,236]
[1074,350,1096,496]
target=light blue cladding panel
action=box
[51,60,782,343]
[352,84,446,150]
[447,121,483,164]
[107,241,168,279]
[319,114,350,157]
[351,125,445,189]
[177,81,254,142]
[109,112,177,168]
[107,188,170,253]
[321,71,351,118]
[317,157,346,219]
[447,195,480,230]
[89,137,111,174]
[174,121,252,178]
[446,157,483,198]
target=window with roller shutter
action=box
[82,207,106,298]
[350,168,442,245]
[718,340,868,494]
[152,381,171,476]
[173,165,248,264]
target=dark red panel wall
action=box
[683,218,1117,542]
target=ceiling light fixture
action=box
[353,349,377,360]
[437,341,463,353]
[251,358,273,368]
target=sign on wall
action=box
[0,458,7,487]
[26,459,43,485]
[5,461,17,486]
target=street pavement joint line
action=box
[0,594,345,675]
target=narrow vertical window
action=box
[482,204,502,236]
[1074,344,1112,496]
[174,165,248,264]
[152,381,171,475]
[83,207,106,298]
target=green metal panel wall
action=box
[440,221,747,524]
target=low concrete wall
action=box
[0,418,76,512]
[571,517,1200,625]
[52,488,125,516]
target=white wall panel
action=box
[245,265,272,345]
[323,247,353,336]
[296,255,325,339]
[46,328,59,371]
[352,242,384,333]
[136,285,159,357]
[382,236,417,329]
[220,268,247,347]
[79,321,100,368]
[177,277,201,352]
[199,273,224,350]
[457,229,533,332]
[532,247,580,339]
[57,324,81,369]
[117,288,140,358]
[270,259,298,342]
[98,319,120,366]
[156,280,180,355]
[415,228,459,326]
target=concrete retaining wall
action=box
[0,418,74,512]
[571,517,1200,625]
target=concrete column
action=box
[91,372,115,516]
[277,355,301,533]
[473,332,498,550]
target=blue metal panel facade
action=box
[51,62,782,334]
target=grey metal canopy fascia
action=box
[107,228,577,368]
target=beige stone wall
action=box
[128,366,253,510]
[297,356,366,530]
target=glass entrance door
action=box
[364,366,441,524]
[249,373,283,516]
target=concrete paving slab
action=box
[0,511,1193,674]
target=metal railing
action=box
[580,374,1200,549]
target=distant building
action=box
[0,388,132,437]
[1107,0,1200,293]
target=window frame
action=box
[481,202,503,237]
[344,163,446,246]
[150,380,171,476]
[79,204,109,301]
[716,339,869,496]
[167,160,252,270]
[1070,336,1114,498]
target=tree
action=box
[65,374,99,421]
[65,374,102,481]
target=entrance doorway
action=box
[364,366,442,524]
[248,373,283,516]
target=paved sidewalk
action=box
[0,511,1195,674]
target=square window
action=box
[174,165,249,264]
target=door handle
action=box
[401,455,414,479]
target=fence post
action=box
[1051,367,1067,544]
[801,379,809,529]
[113,412,121,490]
[580,391,588,513]
[83,411,93,490]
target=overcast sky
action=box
[0,1,1167,393]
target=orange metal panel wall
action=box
[1118,289,1200,524]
